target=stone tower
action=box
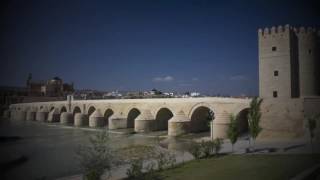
[258,25,319,99]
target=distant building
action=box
[26,74,74,97]
[0,74,73,115]
[190,92,201,97]
[103,91,122,99]
[73,89,106,100]
[163,92,174,97]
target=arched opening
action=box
[155,108,173,131]
[40,106,43,110]
[88,106,96,117]
[60,106,67,113]
[73,106,81,115]
[190,106,213,133]
[236,108,249,136]
[104,109,114,126]
[50,107,55,112]
[127,108,140,128]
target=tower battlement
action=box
[258,25,290,36]
[258,25,318,38]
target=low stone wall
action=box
[259,98,305,139]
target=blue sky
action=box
[0,0,319,95]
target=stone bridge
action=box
[7,97,251,138]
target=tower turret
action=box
[259,25,319,99]
[258,25,299,99]
[294,27,318,96]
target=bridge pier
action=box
[47,109,60,122]
[60,112,73,125]
[108,114,127,129]
[74,113,89,127]
[14,110,26,121]
[10,110,15,120]
[168,111,190,136]
[89,110,105,128]
[212,112,229,139]
[36,109,49,122]
[134,110,155,133]
[26,110,36,121]
[2,110,10,119]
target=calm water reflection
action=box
[0,119,195,180]
[0,119,155,180]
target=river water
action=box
[0,119,196,180]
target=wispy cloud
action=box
[229,75,248,81]
[152,75,174,82]
[191,77,199,81]
[178,83,192,87]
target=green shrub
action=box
[213,138,223,156]
[76,131,117,180]
[126,158,144,179]
[188,141,202,159]
[200,140,215,158]
[155,150,176,170]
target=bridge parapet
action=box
[8,97,251,137]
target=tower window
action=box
[273,91,278,98]
[308,49,312,54]
[274,70,279,76]
[272,46,277,51]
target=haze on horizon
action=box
[0,0,319,96]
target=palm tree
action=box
[248,97,263,150]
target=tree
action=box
[227,114,239,153]
[76,131,118,180]
[207,109,214,140]
[248,97,263,150]
[307,115,317,154]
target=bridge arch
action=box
[155,108,174,131]
[88,106,96,116]
[60,106,67,113]
[73,106,81,115]
[49,106,55,112]
[190,105,214,133]
[104,109,114,126]
[127,108,141,128]
[235,108,249,136]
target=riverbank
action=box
[157,154,320,180]
[1,118,318,180]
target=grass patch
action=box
[158,154,320,180]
